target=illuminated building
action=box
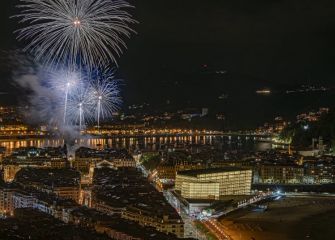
[303,160,335,184]
[156,162,206,181]
[12,191,36,209]
[67,207,182,240]
[258,164,304,184]
[79,188,92,207]
[122,209,184,237]
[0,183,15,216]
[3,165,21,182]
[2,147,68,182]
[175,167,252,200]
[73,156,101,172]
[53,186,81,202]
[74,147,136,173]
[50,157,68,168]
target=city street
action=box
[203,219,231,240]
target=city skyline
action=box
[1,1,335,240]
[1,0,335,128]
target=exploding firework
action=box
[42,66,122,129]
[67,80,94,130]
[89,68,122,128]
[45,68,80,124]
[14,0,136,69]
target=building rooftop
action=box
[2,146,67,166]
[70,207,181,240]
[75,147,133,160]
[13,188,79,208]
[93,167,182,221]
[15,168,80,188]
[177,167,250,177]
[0,208,110,240]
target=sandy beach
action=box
[220,196,335,240]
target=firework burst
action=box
[89,68,122,128]
[14,0,136,69]
[66,80,94,129]
[42,66,81,124]
[41,66,122,129]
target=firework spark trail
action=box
[28,66,122,130]
[44,67,80,124]
[66,80,94,129]
[14,0,136,69]
[11,59,122,136]
[64,82,70,124]
[89,68,122,129]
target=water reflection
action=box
[0,135,272,154]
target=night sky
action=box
[1,0,335,128]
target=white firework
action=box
[14,0,136,69]
[42,66,81,124]
[67,80,94,129]
[32,66,122,129]
[89,68,122,128]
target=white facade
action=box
[175,168,252,200]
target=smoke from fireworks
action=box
[14,0,136,69]
[10,57,122,132]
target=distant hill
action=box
[280,110,335,147]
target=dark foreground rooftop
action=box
[0,208,110,240]
[15,168,80,188]
[93,167,182,221]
